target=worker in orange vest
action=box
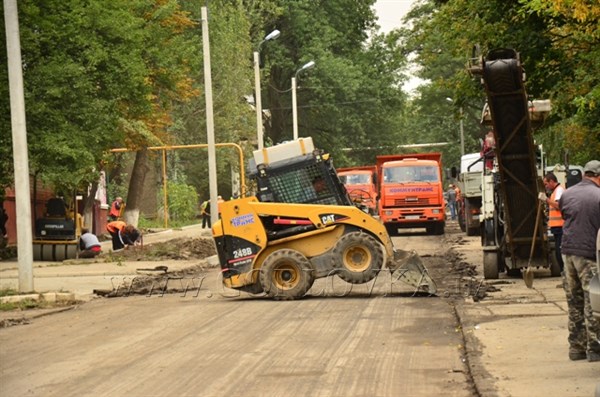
[541,172,565,272]
[108,197,124,221]
[106,220,140,251]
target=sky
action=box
[372,0,426,94]
[373,0,414,34]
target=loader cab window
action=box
[264,164,338,205]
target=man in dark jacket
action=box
[559,160,600,362]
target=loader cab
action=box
[250,150,353,207]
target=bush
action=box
[158,181,198,221]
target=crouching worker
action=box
[106,221,141,251]
[79,228,102,258]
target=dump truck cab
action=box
[376,153,445,235]
[337,166,378,215]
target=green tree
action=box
[255,0,408,166]
[398,0,599,166]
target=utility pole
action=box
[459,106,465,156]
[4,0,34,292]
[201,6,219,225]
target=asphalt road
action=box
[1,222,598,397]
[0,227,472,397]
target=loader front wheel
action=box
[332,232,383,284]
[259,249,314,300]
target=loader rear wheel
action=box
[332,232,383,284]
[259,249,314,300]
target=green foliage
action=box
[2,0,595,203]
[158,181,198,221]
[399,0,599,166]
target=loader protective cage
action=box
[250,150,354,207]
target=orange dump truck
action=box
[337,166,378,215]
[376,153,445,235]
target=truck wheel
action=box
[483,251,499,279]
[434,222,445,235]
[385,224,397,236]
[465,199,479,236]
[332,232,383,284]
[458,201,466,232]
[259,249,314,300]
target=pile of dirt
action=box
[432,247,493,302]
[107,237,216,261]
[95,263,212,298]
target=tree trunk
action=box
[124,149,150,227]
[83,181,98,231]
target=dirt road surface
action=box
[1,222,598,397]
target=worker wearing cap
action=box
[558,160,600,362]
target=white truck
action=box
[456,152,484,236]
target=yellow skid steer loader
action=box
[212,138,436,300]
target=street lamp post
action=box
[459,106,465,156]
[254,29,280,150]
[446,97,465,156]
[292,60,315,140]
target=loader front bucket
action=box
[389,249,437,294]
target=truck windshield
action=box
[383,166,439,183]
[339,174,370,185]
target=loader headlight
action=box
[432,209,440,214]
[384,210,393,216]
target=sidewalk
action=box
[0,224,214,300]
[453,242,600,397]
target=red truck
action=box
[376,153,445,235]
[337,166,378,215]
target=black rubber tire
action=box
[465,199,479,236]
[434,221,445,235]
[259,249,314,300]
[385,224,397,236]
[483,251,499,279]
[332,232,383,284]
[458,201,466,232]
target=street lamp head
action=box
[301,60,316,71]
[258,29,281,51]
[264,29,281,41]
[296,60,316,77]
[446,97,453,103]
